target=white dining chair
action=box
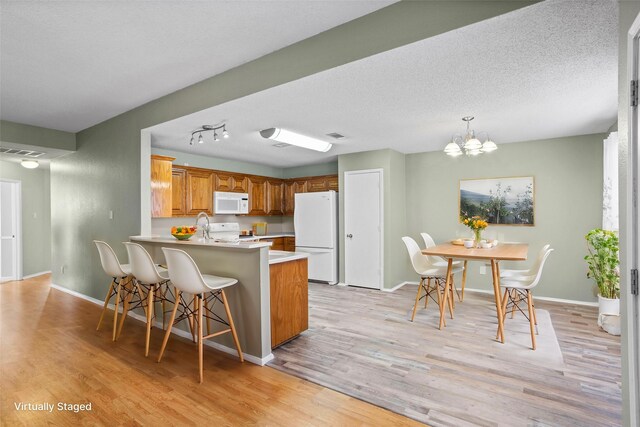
[94,240,132,341]
[421,232,467,301]
[499,246,554,350]
[123,242,171,357]
[158,247,244,383]
[402,236,464,324]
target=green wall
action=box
[338,149,407,289]
[50,1,528,299]
[283,162,338,178]
[0,160,51,276]
[1,120,76,151]
[152,147,284,178]
[405,133,604,302]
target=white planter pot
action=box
[597,294,620,331]
[598,294,620,316]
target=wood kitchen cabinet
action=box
[248,175,268,216]
[283,179,307,216]
[215,172,248,193]
[171,167,187,216]
[270,258,308,348]
[307,176,328,192]
[260,237,285,250]
[185,168,214,215]
[150,155,175,218]
[266,179,284,215]
[326,175,339,191]
[284,237,296,251]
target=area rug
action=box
[269,283,569,426]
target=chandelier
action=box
[189,123,229,145]
[444,116,497,157]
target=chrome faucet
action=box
[195,212,210,240]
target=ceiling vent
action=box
[326,132,345,139]
[272,143,291,148]
[0,147,46,157]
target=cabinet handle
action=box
[346,234,353,238]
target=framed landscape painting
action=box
[459,176,535,226]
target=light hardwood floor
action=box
[270,283,622,426]
[0,275,420,426]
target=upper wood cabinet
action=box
[185,168,214,215]
[283,179,307,216]
[151,155,175,218]
[171,167,187,216]
[307,176,329,192]
[248,175,268,216]
[215,172,248,193]
[266,179,284,216]
[326,175,339,191]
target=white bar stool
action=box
[158,247,244,383]
[93,240,132,341]
[123,242,171,357]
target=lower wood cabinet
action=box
[270,258,308,348]
[284,237,296,251]
[260,237,284,250]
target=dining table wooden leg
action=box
[461,260,468,301]
[439,258,453,330]
[491,259,505,343]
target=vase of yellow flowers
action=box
[461,215,488,248]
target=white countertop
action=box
[268,250,309,265]
[130,235,272,249]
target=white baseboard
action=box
[382,281,417,292]
[463,287,598,307]
[336,282,348,287]
[23,270,52,279]
[49,283,273,366]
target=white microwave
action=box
[214,191,249,215]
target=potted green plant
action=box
[584,229,620,320]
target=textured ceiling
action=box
[150,0,618,167]
[0,0,394,132]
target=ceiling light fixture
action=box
[259,128,332,152]
[21,159,39,169]
[444,116,498,157]
[189,123,229,146]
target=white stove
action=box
[209,222,240,243]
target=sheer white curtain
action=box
[603,132,618,231]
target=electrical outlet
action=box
[480,265,487,275]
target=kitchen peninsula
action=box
[130,236,309,365]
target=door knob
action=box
[346,234,353,238]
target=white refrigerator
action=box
[294,191,338,284]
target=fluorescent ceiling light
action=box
[260,128,332,152]
[21,159,39,169]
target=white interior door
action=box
[0,181,21,282]
[344,169,382,289]
[629,15,640,425]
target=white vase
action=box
[597,294,620,328]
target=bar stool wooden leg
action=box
[527,290,536,350]
[145,285,154,357]
[117,278,135,340]
[97,280,115,331]
[411,278,424,322]
[112,280,122,342]
[158,289,181,363]
[221,290,244,362]
[511,290,519,319]
[447,276,455,318]
[203,294,212,335]
[188,296,197,343]
[197,294,204,383]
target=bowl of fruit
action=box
[171,226,197,240]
